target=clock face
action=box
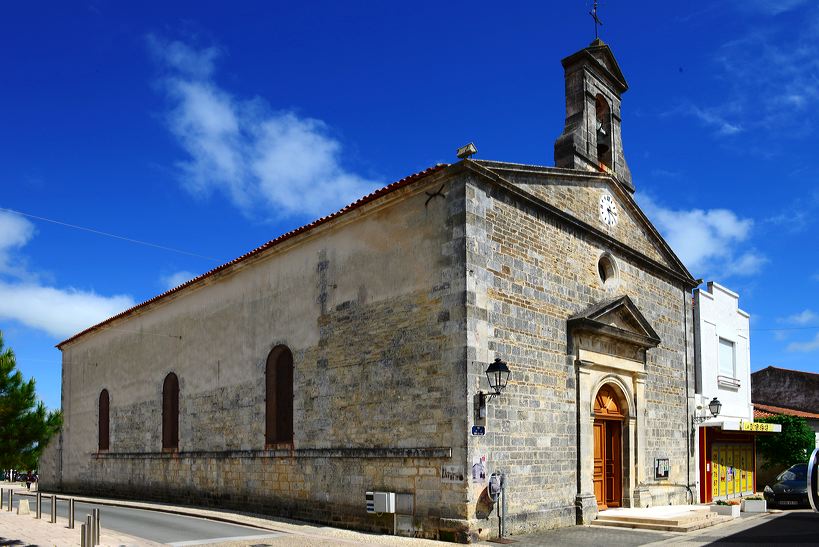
[599,193,618,227]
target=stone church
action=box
[41,39,698,542]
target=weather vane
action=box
[590,0,603,40]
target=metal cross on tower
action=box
[590,0,603,40]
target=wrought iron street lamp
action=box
[692,397,721,425]
[485,357,511,400]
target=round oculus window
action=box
[598,254,618,285]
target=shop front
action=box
[698,421,780,502]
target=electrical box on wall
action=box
[366,491,396,513]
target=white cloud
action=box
[779,309,818,325]
[685,105,743,136]
[149,37,379,219]
[161,270,196,290]
[0,210,135,339]
[786,333,819,353]
[0,210,35,277]
[721,251,768,277]
[637,194,763,279]
[737,0,811,16]
[0,282,134,339]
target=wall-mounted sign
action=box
[441,465,465,483]
[471,425,486,436]
[654,458,670,480]
[741,421,779,432]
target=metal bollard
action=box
[80,523,87,547]
[91,508,97,545]
[0,488,3,510]
[68,498,75,528]
[35,491,41,519]
[85,515,93,546]
[8,489,12,512]
[94,508,100,545]
[50,494,56,523]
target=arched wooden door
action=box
[593,384,625,509]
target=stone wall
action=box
[47,171,473,541]
[464,165,694,535]
[752,367,819,413]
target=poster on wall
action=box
[472,455,487,484]
[654,458,670,480]
[441,465,465,483]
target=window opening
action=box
[162,372,179,450]
[266,346,294,445]
[99,389,109,451]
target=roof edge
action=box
[57,163,451,350]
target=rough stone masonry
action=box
[41,39,698,543]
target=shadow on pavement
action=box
[706,511,818,545]
[0,539,24,546]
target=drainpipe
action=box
[683,288,693,505]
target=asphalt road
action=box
[507,509,819,546]
[15,492,282,545]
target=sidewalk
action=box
[0,482,453,546]
[0,482,803,547]
[0,501,158,547]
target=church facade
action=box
[41,41,698,542]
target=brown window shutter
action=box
[98,389,109,451]
[162,373,179,450]
[266,346,294,445]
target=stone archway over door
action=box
[567,295,662,524]
[593,384,625,509]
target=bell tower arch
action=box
[554,39,634,192]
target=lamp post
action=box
[692,397,721,427]
[477,358,511,419]
[485,358,511,400]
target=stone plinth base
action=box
[575,493,598,524]
[633,487,651,508]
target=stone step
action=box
[593,513,734,533]
[596,510,715,526]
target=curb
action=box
[12,490,287,533]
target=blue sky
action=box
[2,1,818,411]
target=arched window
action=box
[162,372,179,451]
[595,94,612,170]
[265,345,294,445]
[98,389,109,451]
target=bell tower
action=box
[554,39,634,193]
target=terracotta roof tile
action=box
[57,163,449,349]
[753,402,819,420]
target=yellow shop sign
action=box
[741,421,778,432]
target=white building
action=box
[693,282,778,502]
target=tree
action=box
[755,414,815,470]
[0,331,62,472]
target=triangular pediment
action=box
[562,39,628,92]
[568,295,661,348]
[465,160,697,286]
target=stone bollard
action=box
[17,499,30,515]
[50,494,56,523]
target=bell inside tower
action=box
[595,94,612,171]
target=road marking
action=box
[168,532,282,546]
